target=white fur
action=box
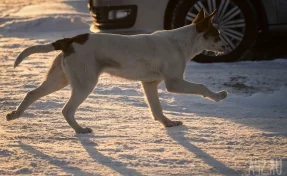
[7,23,228,133]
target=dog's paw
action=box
[215,90,228,102]
[75,127,93,134]
[162,120,183,127]
[6,111,20,121]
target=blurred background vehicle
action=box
[88,0,287,62]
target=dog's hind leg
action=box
[61,79,98,134]
[61,86,95,134]
[142,81,183,127]
[61,58,99,134]
[6,53,68,121]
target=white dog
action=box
[7,9,228,133]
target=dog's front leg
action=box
[165,79,227,102]
[142,81,183,127]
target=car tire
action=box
[168,0,258,63]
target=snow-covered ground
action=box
[0,1,287,175]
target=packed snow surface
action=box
[0,1,286,175]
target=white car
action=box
[89,0,287,62]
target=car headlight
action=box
[108,9,131,20]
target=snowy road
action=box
[1,1,287,175]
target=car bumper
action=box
[89,0,169,34]
[90,25,151,35]
[90,4,137,30]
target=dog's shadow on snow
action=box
[76,135,143,176]
[18,138,142,176]
[18,141,95,176]
[167,126,242,176]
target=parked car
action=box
[88,0,287,62]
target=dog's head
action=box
[192,8,227,54]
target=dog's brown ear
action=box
[192,8,205,24]
[194,9,217,32]
[206,9,217,22]
[206,9,217,29]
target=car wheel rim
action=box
[185,0,246,56]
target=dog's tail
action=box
[14,33,89,68]
[14,44,56,68]
[14,37,76,68]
